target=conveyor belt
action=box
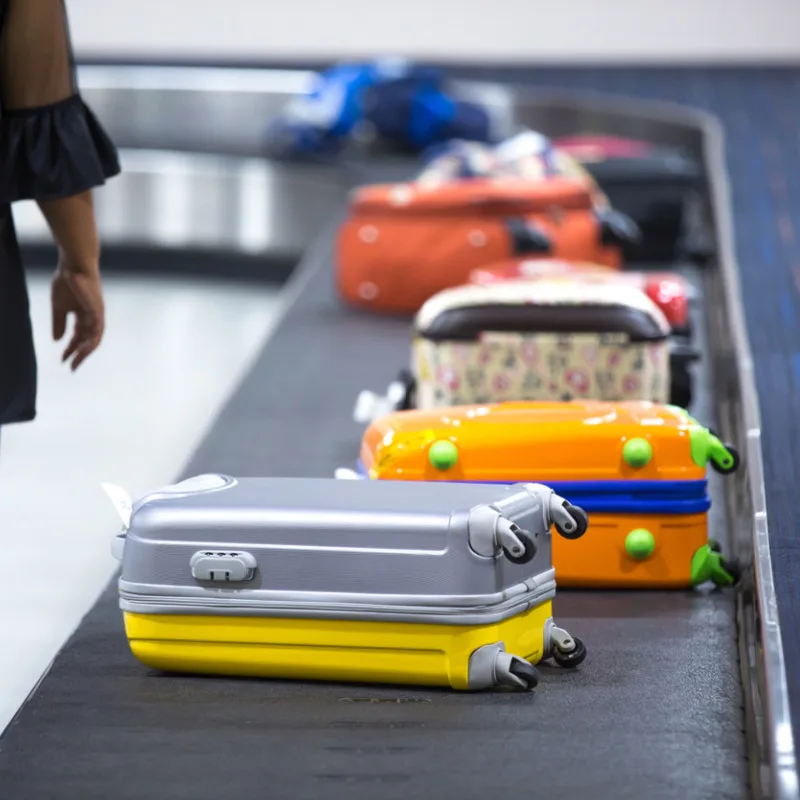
[0,222,748,797]
[5,66,795,797]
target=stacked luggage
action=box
[105,79,735,695]
[336,131,639,313]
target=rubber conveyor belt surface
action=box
[0,190,747,798]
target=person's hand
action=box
[51,261,105,371]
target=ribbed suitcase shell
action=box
[355,401,740,589]
[114,475,587,690]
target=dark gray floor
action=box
[0,233,748,798]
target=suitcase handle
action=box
[351,177,596,215]
[670,343,701,364]
[505,218,551,255]
[596,207,641,245]
[102,482,132,562]
[111,533,126,562]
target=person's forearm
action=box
[37,190,100,274]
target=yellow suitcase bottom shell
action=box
[554,512,708,589]
[123,601,552,691]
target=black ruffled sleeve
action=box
[0,0,121,204]
[0,94,120,203]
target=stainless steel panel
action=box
[458,82,706,151]
[77,66,317,155]
[18,67,347,259]
[76,65,706,156]
[14,147,348,259]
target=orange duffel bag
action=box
[335,175,639,314]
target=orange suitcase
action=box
[352,400,741,590]
[335,175,639,314]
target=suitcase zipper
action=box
[353,460,711,516]
[118,573,558,624]
[476,479,711,515]
[542,479,710,515]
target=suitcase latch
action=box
[190,551,258,583]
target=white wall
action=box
[68,0,800,64]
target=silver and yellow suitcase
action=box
[105,474,589,692]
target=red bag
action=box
[335,177,638,314]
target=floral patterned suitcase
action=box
[353,279,674,424]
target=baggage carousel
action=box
[3,65,798,800]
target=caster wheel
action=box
[708,539,722,553]
[717,557,742,586]
[556,503,589,539]
[504,529,537,565]
[509,660,540,691]
[552,636,587,669]
[711,444,740,475]
[396,370,416,411]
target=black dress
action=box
[0,0,120,425]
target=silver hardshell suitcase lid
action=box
[109,475,587,626]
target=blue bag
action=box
[264,63,379,158]
[265,59,496,158]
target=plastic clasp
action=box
[688,425,712,467]
[190,551,258,583]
